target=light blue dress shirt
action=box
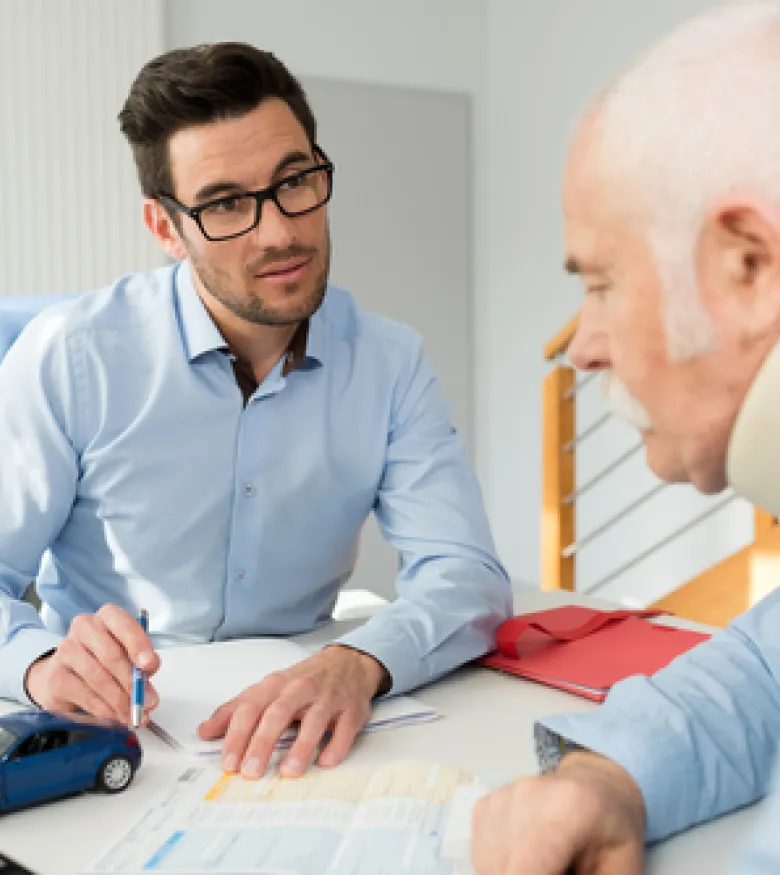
[535,588,780,844]
[0,261,511,705]
[731,760,780,875]
[734,768,780,875]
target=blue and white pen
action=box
[131,609,149,728]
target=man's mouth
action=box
[255,258,311,283]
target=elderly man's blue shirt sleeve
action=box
[0,316,78,702]
[336,339,512,694]
[536,589,780,843]
[730,757,780,875]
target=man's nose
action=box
[567,317,611,372]
[252,199,296,250]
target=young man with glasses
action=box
[0,44,510,781]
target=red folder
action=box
[479,605,710,701]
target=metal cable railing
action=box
[563,412,611,453]
[542,317,773,623]
[584,493,737,595]
[565,371,597,399]
[557,371,735,593]
[563,442,644,506]
[562,483,667,559]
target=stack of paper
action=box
[87,760,483,874]
[148,638,439,755]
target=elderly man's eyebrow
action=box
[564,256,608,277]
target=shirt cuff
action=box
[535,677,698,844]
[333,621,425,697]
[0,628,62,706]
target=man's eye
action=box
[202,197,248,216]
[211,198,241,214]
[279,175,305,191]
[588,286,610,300]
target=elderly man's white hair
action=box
[593,1,780,361]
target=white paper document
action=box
[149,639,439,756]
[438,784,492,875]
[86,760,480,874]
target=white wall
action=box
[0,0,166,295]
[164,0,485,96]
[475,0,756,596]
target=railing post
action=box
[541,365,576,590]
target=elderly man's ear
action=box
[696,198,780,349]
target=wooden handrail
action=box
[540,366,576,590]
[544,315,579,362]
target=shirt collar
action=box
[175,261,228,362]
[175,259,327,368]
[303,303,326,367]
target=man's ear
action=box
[143,198,187,261]
[696,195,780,345]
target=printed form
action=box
[86,760,486,874]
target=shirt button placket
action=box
[233,486,254,585]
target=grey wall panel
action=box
[303,78,474,599]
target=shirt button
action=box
[235,570,246,582]
[244,485,254,497]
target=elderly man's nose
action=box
[568,321,610,371]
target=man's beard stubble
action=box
[186,232,331,327]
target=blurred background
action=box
[0,0,754,608]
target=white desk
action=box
[0,589,762,874]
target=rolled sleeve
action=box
[538,678,707,843]
[348,340,510,696]
[731,759,780,875]
[335,620,425,697]
[535,590,780,843]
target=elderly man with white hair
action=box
[472,2,780,874]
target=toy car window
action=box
[0,727,18,757]
[68,729,97,745]
[13,730,69,757]
[40,730,68,752]
[14,733,45,758]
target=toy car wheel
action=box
[96,755,134,793]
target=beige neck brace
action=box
[727,342,780,516]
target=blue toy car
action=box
[0,710,142,813]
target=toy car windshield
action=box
[0,727,18,758]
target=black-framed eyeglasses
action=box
[157,146,335,242]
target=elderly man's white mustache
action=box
[603,372,653,431]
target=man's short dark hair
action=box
[119,43,317,199]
